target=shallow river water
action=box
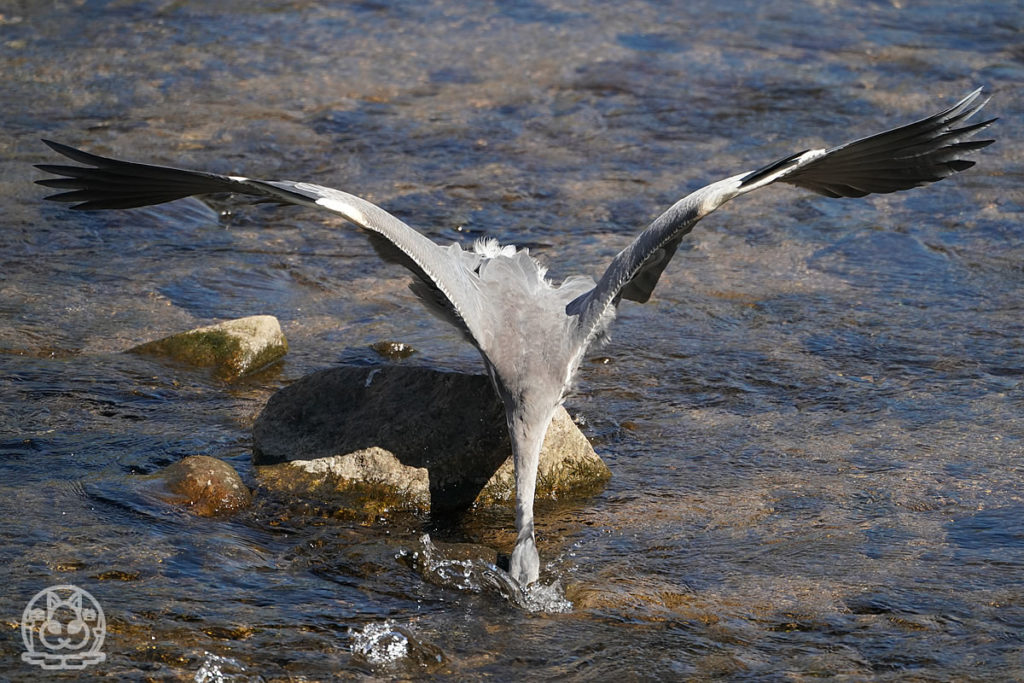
[2,0,1023,680]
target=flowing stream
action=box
[2,1,1022,679]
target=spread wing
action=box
[569,88,996,344]
[35,140,490,341]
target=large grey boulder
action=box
[253,365,610,514]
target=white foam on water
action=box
[349,620,410,666]
[194,652,258,683]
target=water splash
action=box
[406,534,573,613]
[522,579,573,613]
[194,652,262,683]
[349,620,445,671]
[349,621,411,666]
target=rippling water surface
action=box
[2,1,1022,679]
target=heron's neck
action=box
[506,401,555,534]
[504,397,557,586]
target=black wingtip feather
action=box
[778,88,995,198]
[36,139,249,210]
[945,159,976,173]
[40,138,112,166]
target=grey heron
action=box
[36,89,995,587]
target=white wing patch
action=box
[313,194,368,224]
[697,148,828,213]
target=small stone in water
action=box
[370,340,417,360]
[147,455,252,517]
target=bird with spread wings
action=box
[37,88,995,587]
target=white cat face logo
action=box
[37,592,94,651]
[21,585,106,670]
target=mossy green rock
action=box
[131,315,287,378]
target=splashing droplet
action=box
[410,534,573,613]
[350,621,409,665]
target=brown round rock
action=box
[152,455,252,516]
